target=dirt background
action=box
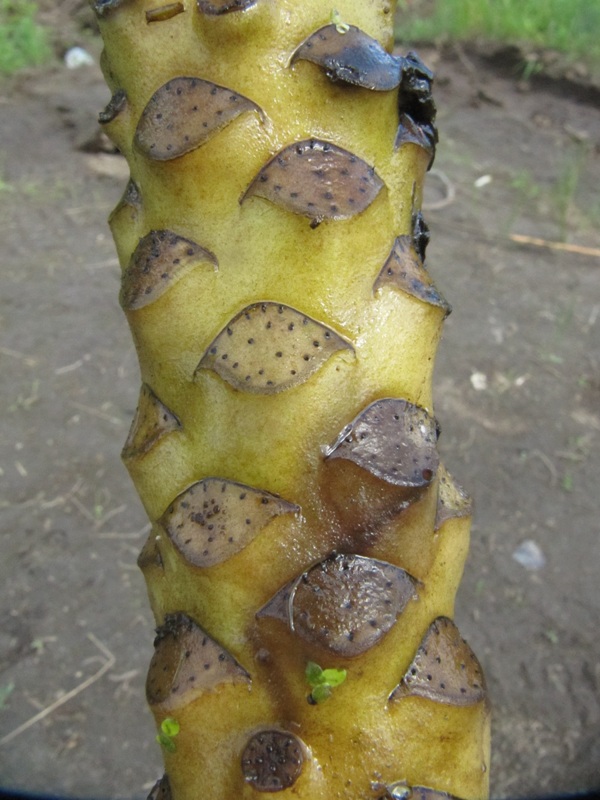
[0,9,599,800]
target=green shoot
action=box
[0,682,15,710]
[156,717,180,751]
[331,9,350,35]
[305,661,347,704]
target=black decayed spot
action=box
[241,139,383,227]
[324,398,439,490]
[257,553,420,658]
[241,729,306,791]
[395,51,438,167]
[196,301,353,394]
[373,235,451,316]
[412,211,430,263]
[160,478,299,567]
[135,77,263,161]
[291,24,402,91]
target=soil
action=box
[0,24,599,800]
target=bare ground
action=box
[0,38,599,800]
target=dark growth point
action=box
[241,729,305,792]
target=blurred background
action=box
[0,1,599,797]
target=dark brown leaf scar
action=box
[395,52,438,167]
[290,24,402,91]
[92,0,129,15]
[135,77,264,161]
[197,0,256,14]
[120,229,218,311]
[395,113,436,160]
[324,398,440,489]
[195,301,354,394]
[242,729,306,792]
[160,478,299,568]
[146,774,172,800]
[374,235,451,316]
[241,139,384,228]
[257,553,420,658]
[121,383,182,460]
[137,531,164,572]
[409,786,466,800]
[434,464,472,531]
[382,781,465,800]
[389,616,486,706]
[145,2,185,22]
[108,179,142,225]
[146,612,250,712]
[98,89,128,125]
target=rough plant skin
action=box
[96,1,491,798]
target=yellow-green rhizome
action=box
[95,1,491,797]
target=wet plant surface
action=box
[0,44,599,800]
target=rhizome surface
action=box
[0,24,599,800]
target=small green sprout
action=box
[331,9,350,34]
[156,717,180,752]
[0,682,15,711]
[544,629,559,645]
[305,661,347,704]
